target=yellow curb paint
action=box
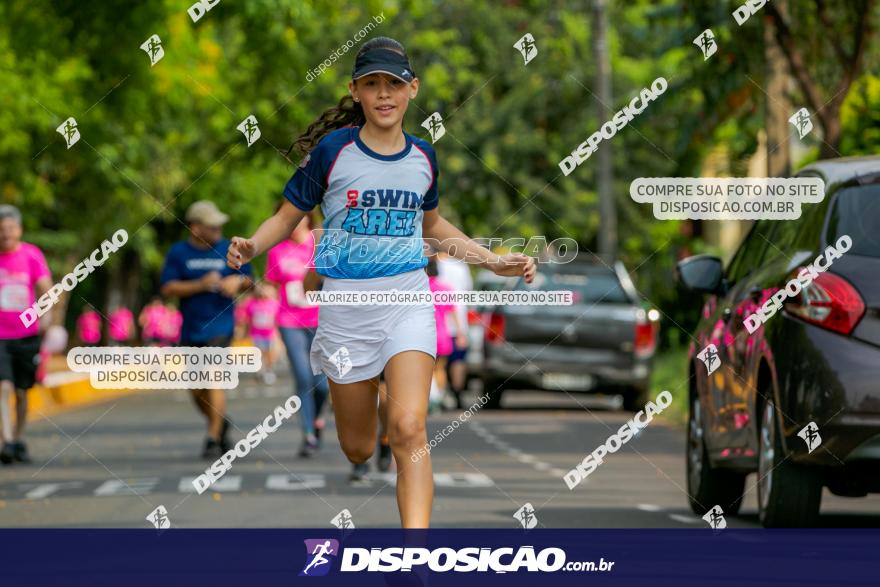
[25,377,141,422]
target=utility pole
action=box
[593,0,617,262]
[765,0,791,177]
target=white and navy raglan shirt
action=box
[284,126,439,279]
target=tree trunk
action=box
[820,111,843,159]
[764,0,791,177]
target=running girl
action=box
[227,37,535,528]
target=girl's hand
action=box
[488,253,537,284]
[227,237,256,270]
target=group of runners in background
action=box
[73,300,182,347]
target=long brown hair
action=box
[285,36,414,159]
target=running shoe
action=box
[349,462,370,483]
[377,438,392,472]
[220,418,233,452]
[454,390,465,410]
[202,437,223,460]
[299,434,319,458]
[12,441,30,464]
[0,443,13,465]
[314,419,324,448]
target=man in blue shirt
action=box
[160,201,253,459]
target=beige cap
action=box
[185,200,229,227]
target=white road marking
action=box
[472,423,563,482]
[21,482,84,499]
[637,503,663,512]
[19,472,494,499]
[371,472,494,488]
[265,473,325,491]
[178,475,242,493]
[94,477,159,496]
[668,513,701,524]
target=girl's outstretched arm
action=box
[422,209,537,284]
[227,201,307,270]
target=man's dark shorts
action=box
[180,335,233,348]
[448,336,468,364]
[178,335,233,390]
[0,335,42,390]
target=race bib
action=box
[286,281,306,307]
[252,311,274,329]
[0,284,30,311]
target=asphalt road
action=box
[1,374,879,529]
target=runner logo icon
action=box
[300,538,340,577]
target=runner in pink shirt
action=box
[239,283,280,384]
[265,213,329,457]
[108,306,134,344]
[0,205,53,465]
[161,303,182,346]
[76,309,102,345]
[427,256,465,413]
[138,297,166,346]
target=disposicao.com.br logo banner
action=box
[3,529,878,586]
[299,538,611,576]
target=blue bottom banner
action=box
[2,529,877,586]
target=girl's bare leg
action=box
[328,376,380,464]
[434,356,448,391]
[378,380,389,438]
[384,350,434,528]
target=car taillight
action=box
[485,313,505,345]
[467,309,481,325]
[784,271,866,335]
[634,313,657,358]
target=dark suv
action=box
[678,156,880,527]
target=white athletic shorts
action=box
[309,268,437,384]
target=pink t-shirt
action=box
[77,311,102,344]
[0,242,51,339]
[241,297,280,339]
[108,307,134,341]
[140,304,165,339]
[429,276,454,356]
[161,309,182,343]
[266,236,320,329]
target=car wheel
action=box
[757,400,822,528]
[687,394,746,516]
[481,376,506,409]
[622,386,649,412]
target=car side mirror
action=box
[676,255,726,295]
